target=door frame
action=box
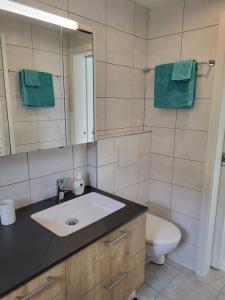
[196,10,225,276]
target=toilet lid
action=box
[146,213,181,246]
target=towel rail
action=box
[143,59,216,73]
[7,69,62,78]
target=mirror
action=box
[62,30,94,145]
[0,10,95,156]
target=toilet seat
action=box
[146,213,181,247]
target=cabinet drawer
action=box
[2,262,66,300]
[80,249,145,300]
[66,214,146,299]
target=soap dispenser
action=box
[73,173,85,196]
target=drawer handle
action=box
[103,272,127,291]
[14,276,55,300]
[104,231,127,246]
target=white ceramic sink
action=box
[31,192,125,237]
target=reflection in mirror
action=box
[63,30,94,145]
[0,34,10,156]
[0,14,66,154]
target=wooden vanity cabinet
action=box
[1,214,146,300]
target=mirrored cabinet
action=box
[0,10,95,156]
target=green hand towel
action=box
[171,59,195,81]
[154,61,197,109]
[24,69,40,87]
[19,70,55,107]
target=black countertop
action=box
[0,186,147,298]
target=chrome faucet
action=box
[57,178,73,204]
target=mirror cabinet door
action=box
[62,30,95,146]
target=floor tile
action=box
[197,268,225,291]
[136,283,159,299]
[144,260,183,292]
[162,269,219,300]
[217,293,225,300]
[156,295,169,300]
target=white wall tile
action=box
[144,100,176,128]
[33,50,61,76]
[96,98,106,131]
[74,144,88,168]
[17,0,68,16]
[133,69,146,99]
[183,0,225,31]
[115,134,139,167]
[97,138,115,166]
[14,122,38,146]
[0,153,29,187]
[151,154,173,183]
[196,66,214,99]
[171,185,202,220]
[149,179,171,209]
[170,212,199,246]
[107,27,134,67]
[30,170,73,203]
[148,0,184,38]
[32,25,60,52]
[173,158,204,191]
[151,127,175,156]
[37,120,65,143]
[68,0,106,23]
[148,202,170,220]
[28,147,73,179]
[181,26,218,62]
[168,240,197,270]
[106,98,132,130]
[138,180,150,205]
[134,37,147,69]
[0,181,30,209]
[107,0,135,34]
[106,65,133,98]
[94,22,107,62]
[145,71,154,99]
[87,142,97,167]
[38,0,68,11]
[147,34,182,67]
[88,166,97,187]
[139,154,151,181]
[176,99,210,131]
[116,184,139,203]
[98,163,115,193]
[135,3,148,39]
[174,129,208,162]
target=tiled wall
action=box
[144,0,224,270]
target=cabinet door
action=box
[80,249,145,300]
[66,214,146,300]
[1,262,66,300]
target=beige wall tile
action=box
[183,0,225,31]
[174,129,208,162]
[107,27,134,67]
[116,184,139,203]
[106,98,132,130]
[134,37,147,69]
[138,180,150,205]
[196,66,214,99]
[115,134,139,166]
[181,26,218,62]
[107,0,135,34]
[132,99,144,127]
[32,25,60,53]
[147,34,182,67]
[145,71,154,99]
[173,158,204,191]
[151,127,175,156]
[115,162,139,191]
[98,163,115,193]
[133,69,146,99]
[96,98,106,131]
[14,121,38,145]
[106,64,133,98]
[74,144,88,168]
[68,0,106,23]
[170,212,200,246]
[97,138,115,166]
[135,3,148,39]
[151,154,173,183]
[139,154,151,181]
[148,202,170,220]
[171,185,202,220]
[148,0,184,39]
[149,179,171,209]
[144,100,176,128]
[17,0,68,16]
[33,50,61,76]
[139,132,151,155]
[96,61,106,97]
[7,45,33,72]
[176,99,210,131]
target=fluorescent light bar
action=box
[0,0,78,30]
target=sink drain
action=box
[65,218,79,226]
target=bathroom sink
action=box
[31,192,125,237]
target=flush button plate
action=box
[222,153,225,166]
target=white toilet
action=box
[146,213,181,264]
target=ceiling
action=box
[135,0,177,9]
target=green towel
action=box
[171,59,194,81]
[19,70,55,107]
[154,61,197,109]
[24,69,40,87]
